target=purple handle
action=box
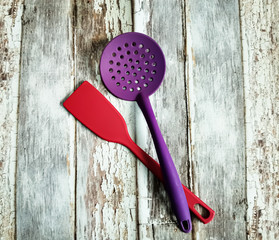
[136,94,192,233]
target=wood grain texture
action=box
[0,0,278,239]
[16,1,76,239]
[74,1,137,239]
[240,0,279,239]
[186,0,246,239]
[0,0,22,239]
[134,0,190,239]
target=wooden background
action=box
[0,0,278,239]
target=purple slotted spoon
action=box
[100,32,192,233]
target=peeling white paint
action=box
[241,1,279,239]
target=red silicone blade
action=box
[63,81,215,224]
[63,81,130,145]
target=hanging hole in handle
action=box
[194,204,210,219]
[180,220,191,233]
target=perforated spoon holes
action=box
[100,32,166,101]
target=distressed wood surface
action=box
[0,0,278,239]
[74,0,137,239]
[186,1,246,239]
[16,1,76,239]
[0,0,22,239]
[240,0,279,239]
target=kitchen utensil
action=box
[63,81,215,225]
[100,32,191,232]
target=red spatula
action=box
[63,81,215,224]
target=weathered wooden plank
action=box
[0,0,276,239]
[16,1,76,239]
[0,0,23,239]
[186,0,246,239]
[240,0,279,239]
[74,1,137,239]
[134,0,191,239]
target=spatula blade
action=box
[63,81,130,144]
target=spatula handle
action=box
[136,94,192,233]
[125,137,215,224]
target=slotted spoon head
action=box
[100,32,166,101]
